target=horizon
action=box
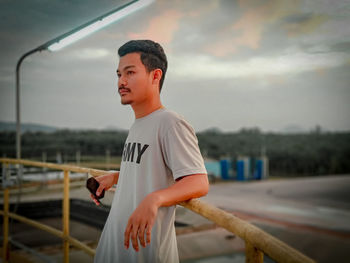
[0,120,348,134]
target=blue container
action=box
[220,159,230,180]
[236,160,245,181]
[255,159,263,180]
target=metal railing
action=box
[0,158,316,263]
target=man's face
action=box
[117,53,153,106]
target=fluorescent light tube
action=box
[48,0,154,51]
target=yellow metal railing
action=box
[0,158,316,263]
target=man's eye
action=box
[127,71,134,75]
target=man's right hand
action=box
[90,171,119,206]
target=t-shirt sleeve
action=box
[162,119,207,180]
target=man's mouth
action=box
[119,88,130,95]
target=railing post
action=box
[246,241,263,263]
[3,189,9,263]
[63,170,70,263]
[2,162,9,263]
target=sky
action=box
[0,0,350,133]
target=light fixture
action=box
[15,0,154,159]
[47,0,154,51]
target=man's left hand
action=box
[124,193,160,251]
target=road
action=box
[205,175,350,231]
[177,175,350,263]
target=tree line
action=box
[1,128,349,177]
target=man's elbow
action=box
[197,174,209,197]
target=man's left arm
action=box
[124,173,209,251]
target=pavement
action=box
[187,175,350,263]
[1,174,350,263]
[201,175,350,232]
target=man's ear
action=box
[152,69,162,86]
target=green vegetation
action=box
[197,128,350,177]
[1,128,349,177]
[0,130,127,163]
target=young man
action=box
[92,40,209,263]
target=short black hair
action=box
[118,40,168,92]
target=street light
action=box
[15,0,154,159]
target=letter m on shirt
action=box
[123,142,136,162]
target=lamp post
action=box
[15,0,154,159]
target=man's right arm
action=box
[90,171,119,205]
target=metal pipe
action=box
[9,238,55,263]
[246,241,264,263]
[2,188,9,263]
[179,199,316,263]
[63,170,70,263]
[0,158,316,263]
[0,210,95,256]
[15,47,46,160]
[0,158,108,177]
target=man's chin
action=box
[121,99,132,105]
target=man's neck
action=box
[132,99,164,119]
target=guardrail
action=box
[0,158,316,263]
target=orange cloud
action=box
[204,0,300,56]
[127,10,182,44]
[187,0,219,17]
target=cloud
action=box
[127,9,182,44]
[301,0,350,16]
[69,48,110,60]
[170,49,350,80]
[203,0,300,56]
[284,13,328,37]
[187,0,219,17]
[291,18,350,48]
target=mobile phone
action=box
[86,177,105,200]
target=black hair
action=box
[118,40,168,92]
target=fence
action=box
[0,158,315,263]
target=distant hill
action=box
[0,121,58,133]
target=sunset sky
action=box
[1,0,349,132]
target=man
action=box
[91,40,209,263]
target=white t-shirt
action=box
[94,108,207,263]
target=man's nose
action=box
[119,75,127,87]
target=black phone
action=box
[86,177,105,200]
